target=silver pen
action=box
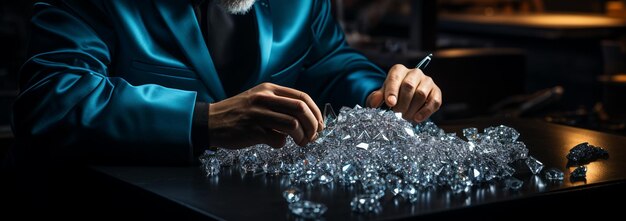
[415,53,433,69]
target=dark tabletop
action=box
[92,118,626,220]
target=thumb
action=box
[367,89,384,108]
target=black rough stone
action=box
[570,166,587,181]
[566,142,609,166]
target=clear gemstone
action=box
[204,106,535,214]
[361,177,386,199]
[385,174,403,196]
[402,184,419,203]
[350,194,382,213]
[341,163,358,184]
[356,143,369,150]
[525,156,544,174]
[544,168,564,181]
[262,159,283,175]
[504,177,523,190]
[318,174,334,184]
[323,103,337,125]
[283,187,302,204]
[200,156,220,177]
[463,128,479,141]
[289,200,327,219]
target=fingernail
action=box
[387,95,397,106]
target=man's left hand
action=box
[366,64,442,122]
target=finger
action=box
[383,64,409,107]
[366,89,384,108]
[414,86,442,122]
[394,69,422,114]
[251,107,301,133]
[406,75,433,120]
[254,94,318,145]
[272,85,324,131]
[263,129,288,148]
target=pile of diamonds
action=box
[201,105,545,217]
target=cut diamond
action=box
[283,187,302,204]
[289,200,327,219]
[544,168,564,181]
[525,156,544,175]
[351,194,382,214]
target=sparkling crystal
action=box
[200,156,220,177]
[463,128,480,141]
[394,112,403,119]
[566,142,609,166]
[484,125,520,143]
[289,200,327,219]
[302,169,318,183]
[402,184,419,203]
[283,187,303,204]
[404,127,415,137]
[570,166,587,180]
[361,177,386,199]
[525,156,544,174]
[385,174,403,196]
[504,177,523,190]
[215,149,236,166]
[263,159,284,175]
[350,194,382,213]
[341,163,358,184]
[544,168,564,181]
[450,175,473,194]
[357,131,371,140]
[318,174,334,184]
[356,143,369,150]
[204,106,534,213]
[239,150,261,172]
[324,103,337,125]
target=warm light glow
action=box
[598,74,626,83]
[610,74,626,82]
[443,13,626,29]
[520,14,622,27]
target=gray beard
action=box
[216,0,258,15]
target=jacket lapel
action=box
[252,0,273,84]
[153,0,226,101]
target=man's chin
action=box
[217,0,257,15]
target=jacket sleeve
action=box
[11,2,197,165]
[295,0,386,109]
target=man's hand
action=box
[366,64,442,122]
[208,83,324,149]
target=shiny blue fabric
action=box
[12,0,385,165]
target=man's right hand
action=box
[208,83,324,149]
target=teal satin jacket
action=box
[12,0,385,165]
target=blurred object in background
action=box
[600,40,626,120]
[533,39,626,136]
[439,0,545,15]
[542,0,606,13]
[605,0,626,17]
[337,0,437,51]
[490,86,564,117]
